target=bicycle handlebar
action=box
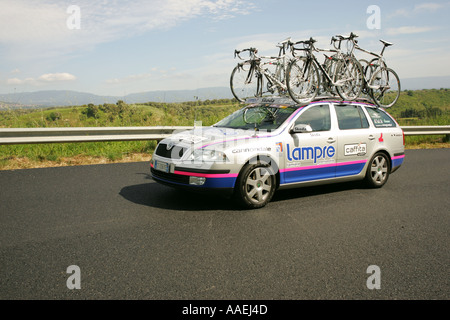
[291,37,317,52]
[234,37,296,61]
[234,48,258,60]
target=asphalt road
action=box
[0,149,448,300]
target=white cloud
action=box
[386,26,437,36]
[6,78,30,85]
[38,73,77,82]
[389,8,410,18]
[388,2,450,18]
[414,2,447,12]
[5,73,76,86]
[0,0,256,61]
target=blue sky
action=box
[0,0,449,96]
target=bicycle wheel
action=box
[369,67,401,108]
[286,57,320,104]
[335,56,364,101]
[230,62,262,102]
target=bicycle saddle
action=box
[380,40,393,47]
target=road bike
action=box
[286,37,364,104]
[230,38,294,102]
[350,33,401,108]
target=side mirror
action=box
[290,124,313,134]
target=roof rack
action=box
[244,95,376,106]
[309,95,375,104]
[244,96,296,105]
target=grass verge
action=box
[0,140,448,171]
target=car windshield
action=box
[213,104,297,131]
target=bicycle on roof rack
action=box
[348,32,401,108]
[230,38,294,102]
[317,34,347,96]
[285,36,364,104]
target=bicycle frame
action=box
[241,38,294,96]
[353,38,389,83]
[297,41,352,87]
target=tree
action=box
[46,112,61,121]
[83,103,99,118]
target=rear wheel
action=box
[365,152,390,188]
[234,161,276,209]
[369,67,401,108]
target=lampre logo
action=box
[287,144,335,163]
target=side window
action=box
[295,104,331,132]
[335,105,369,130]
[365,107,397,128]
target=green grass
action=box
[0,140,157,162]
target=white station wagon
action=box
[151,97,405,208]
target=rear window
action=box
[365,107,397,128]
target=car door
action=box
[281,103,337,184]
[333,103,375,177]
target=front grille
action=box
[151,167,190,184]
[155,143,187,159]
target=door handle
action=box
[368,135,375,140]
[327,138,336,143]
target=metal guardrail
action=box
[0,126,194,145]
[401,126,450,136]
[0,125,449,145]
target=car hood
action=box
[160,126,273,151]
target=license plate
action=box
[154,160,169,173]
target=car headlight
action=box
[189,149,228,162]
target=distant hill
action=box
[0,87,234,109]
[1,76,449,108]
[0,90,116,108]
[401,76,450,91]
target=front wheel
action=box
[230,62,262,102]
[369,68,401,108]
[234,162,276,209]
[358,59,372,96]
[365,152,390,188]
[286,57,320,104]
[335,57,364,101]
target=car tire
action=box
[234,161,276,209]
[365,152,390,188]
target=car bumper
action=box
[150,164,236,196]
[391,153,405,173]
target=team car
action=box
[150,97,405,208]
